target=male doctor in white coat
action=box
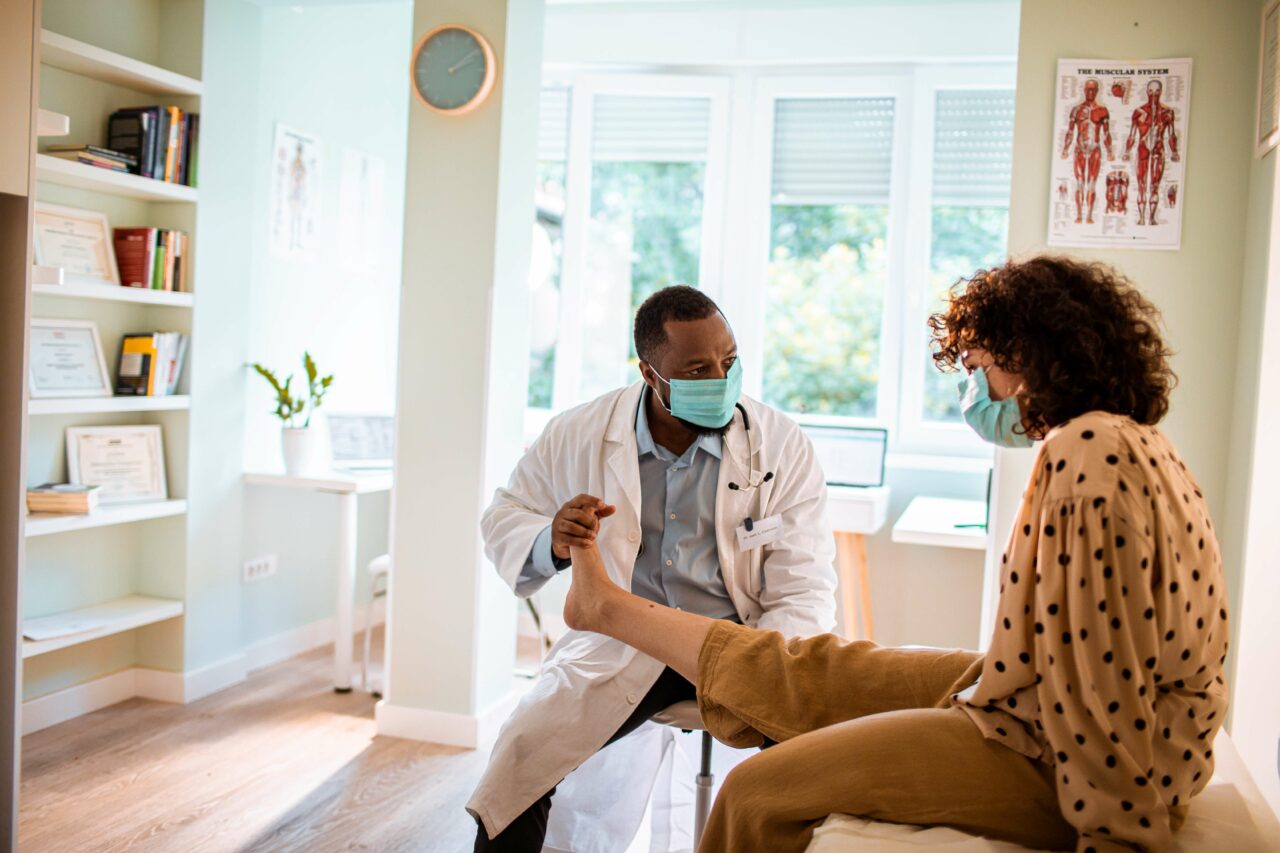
[469,285,837,851]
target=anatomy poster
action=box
[270,124,323,257]
[1047,58,1192,251]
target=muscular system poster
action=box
[1048,58,1192,250]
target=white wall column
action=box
[378,0,544,748]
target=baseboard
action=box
[244,601,385,674]
[374,686,522,749]
[21,668,138,735]
[23,606,386,735]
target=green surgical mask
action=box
[652,359,742,429]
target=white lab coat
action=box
[467,382,837,850]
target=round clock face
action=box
[411,25,496,115]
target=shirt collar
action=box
[636,386,723,461]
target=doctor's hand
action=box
[551,494,617,560]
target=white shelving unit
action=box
[24,10,205,724]
[39,29,203,97]
[28,395,191,415]
[22,595,184,659]
[35,154,198,202]
[33,279,193,308]
[25,499,187,538]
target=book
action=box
[107,107,199,184]
[184,113,200,187]
[45,144,137,169]
[116,332,188,396]
[106,110,153,176]
[26,483,100,515]
[113,227,154,289]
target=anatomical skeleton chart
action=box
[1048,58,1192,250]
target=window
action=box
[920,90,1015,423]
[524,68,1014,458]
[528,87,571,409]
[763,97,896,419]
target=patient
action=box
[562,256,1229,853]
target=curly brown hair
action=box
[928,255,1175,436]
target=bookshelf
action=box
[22,596,184,659]
[23,2,205,724]
[28,395,191,416]
[35,154,199,202]
[25,500,188,538]
[32,279,194,308]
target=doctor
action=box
[468,285,837,851]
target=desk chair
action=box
[652,700,715,848]
[361,554,390,695]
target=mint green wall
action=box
[237,1,411,649]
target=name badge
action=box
[735,514,782,551]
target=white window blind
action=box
[591,95,710,163]
[539,87,570,162]
[930,90,1015,207]
[771,97,896,206]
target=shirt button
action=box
[628,531,639,542]
[666,559,673,566]
[626,693,638,704]
[669,512,677,520]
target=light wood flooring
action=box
[19,629,537,852]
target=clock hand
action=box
[448,50,480,74]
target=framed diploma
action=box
[29,318,113,399]
[66,425,168,504]
[32,203,120,285]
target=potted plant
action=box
[251,352,334,476]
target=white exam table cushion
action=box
[806,732,1280,853]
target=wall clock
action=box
[410,24,497,116]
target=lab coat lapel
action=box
[603,383,644,583]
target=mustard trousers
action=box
[694,622,1078,853]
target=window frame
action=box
[525,64,1016,461]
[894,64,1018,458]
[547,73,732,422]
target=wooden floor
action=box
[19,630,534,852]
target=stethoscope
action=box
[726,402,775,492]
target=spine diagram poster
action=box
[1047,58,1192,251]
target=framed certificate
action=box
[32,203,120,285]
[66,425,168,504]
[29,318,113,399]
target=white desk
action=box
[244,470,392,691]
[891,496,988,551]
[827,486,890,641]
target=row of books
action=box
[107,106,200,186]
[113,227,189,292]
[116,332,188,397]
[43,144,136,172]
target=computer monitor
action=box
[803,425,888,488]
[328,414,394,470]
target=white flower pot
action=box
[281,427,326,476]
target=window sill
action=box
[885,452,992,476]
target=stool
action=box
[361,553,390,695]
[652,699,715,847]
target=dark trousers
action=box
[474,666,696,852]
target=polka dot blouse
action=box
[953,412,1229,853]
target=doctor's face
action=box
[640,313,738,404]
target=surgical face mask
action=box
[958,368,1035,448]
[652,358,743,429]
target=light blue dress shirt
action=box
[516,391,737,620]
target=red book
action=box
[113,227,155,289]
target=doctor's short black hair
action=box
[633,285,724,365]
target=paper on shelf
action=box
[22,612,109,641]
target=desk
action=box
[891,496,988,551]
[827,486,890,641]
[244,470,392,691]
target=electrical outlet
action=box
[243,555,277,583]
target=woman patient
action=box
[562,256,1229,853]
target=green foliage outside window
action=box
[921,205,1010,422]
[763,204,889,418]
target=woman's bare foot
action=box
[563,541,624,633]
